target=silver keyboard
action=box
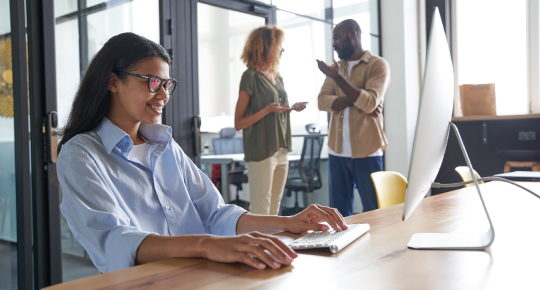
[287,223,370,253]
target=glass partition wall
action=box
[198,0,381,156]
[197,3,266,133]
[276,9,333,155]
[197,0,381,211]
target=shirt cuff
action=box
[353,89,377,113]
[102,227,156,273]
[213,204,248,236]
[320,94,339,113]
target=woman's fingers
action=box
[318,206,348,230]
[268,103,291,113]
[308,204,343,232]
[305,215,324,224]
[289,102,307,112]
[243,244,281,269]
[250,233,297,260]
[205,234,297,270]
[302,221,330,232]
[239,252,267,269]
[243,234,295,265]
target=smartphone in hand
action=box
[290,102,309,110]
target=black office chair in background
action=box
[281,124,324,216]
[212,128,250,210]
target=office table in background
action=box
[44,181,540,289]
[201,154,301,203]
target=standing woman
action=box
[235,26,306,215]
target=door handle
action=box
[192,115,202,157]
[47,111,61,163]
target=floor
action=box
[0,241,16,290]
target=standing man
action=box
[317,19,390,216]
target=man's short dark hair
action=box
[337,19,362,34]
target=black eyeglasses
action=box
[114,71,178,94]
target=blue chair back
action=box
[212,137,244,155]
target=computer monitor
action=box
[401,8,495,250]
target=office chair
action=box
[454,166,483,187]
[212,128,243,155]
[282,124,324,216]
[370,171,407,208]
[212,128,249,210]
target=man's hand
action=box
[285,204,348,233]
[370,103,383,117]
[316,59,340,79]
[202,232,297,270]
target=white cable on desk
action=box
[432,177,540,199]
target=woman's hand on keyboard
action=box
[286,204,348,233]
[201,232,297,270]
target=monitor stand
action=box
[407,122,495,250]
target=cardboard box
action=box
[460,83,497,116]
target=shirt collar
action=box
[359,50,372,63]
[95,117,172,154]
[139,122,172,145]
[339,50,372,66]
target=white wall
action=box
[381,0,423,178]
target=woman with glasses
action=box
[235,26,307,216]
[56,32,346,274]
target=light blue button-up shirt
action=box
[58,118,246,273]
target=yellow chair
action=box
[454,166,483,187]
[370,171,407,208]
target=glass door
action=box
[53,0,160,282]
[195,1,272,206]
[0,1,19,288]
[197,3,266,134]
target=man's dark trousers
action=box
[328,154,383,216]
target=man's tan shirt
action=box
[318,51,390,158]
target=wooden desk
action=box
[45,182,540,289]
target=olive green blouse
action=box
[239,68,291,162]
